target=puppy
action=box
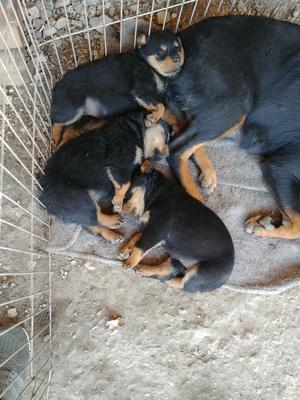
[39,113,170,242]
[51,30,184,147]
[119,161,234,292]
[164,16,300,239]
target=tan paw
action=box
[106,231,124,243]
[123,259,136,269]
[198,169,217,195]
[107,214,123,229]
[118,245,132,260]
[245,215,277,235]
[145,114,156,128]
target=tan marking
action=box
[179,144,204,202]
[136,258,175,277]
[52,123,64,147]
[162,108,188,136]
[123,186,145,217]
[88,191,122,228]
[113,182,131,213]
[144,122,167,158]
[160,44,167,51]
[134,97,165,128]
[134,146,143,165]
[166,265,198,290]
[154,72,165,93]
[119,232,142,258]
[146,55,182,77]
[193,147,217,193]
[56,126,81,149]
[97,210,122,229]
[178,115,246,202]
[136,32,147,48]
[106,167,131,212]
[174,41,179,47]
[88,226,123,242]
[141,210,150,224]
[140,159,153,173]
[256,212,300,239]
[123,247,144,268]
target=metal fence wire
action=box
[0,0,299,398]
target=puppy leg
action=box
[106,168,131,213]
[118,232,142,260]
[246,160,300,239]
[52,123,64,147]
[97,209,123,229]
[136,257,185,279]
[169,145,204,202]
[145,103,165,129]
[246,212,300,239]
[87,226,123,243]
[193,146,217,195]
[166,265,198,289]
[134,97,165,128]
[121,227,164,269]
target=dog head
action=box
[137,29,184,77]
[123,160,160,217]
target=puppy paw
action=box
[198,170,217,196]
[108,214,123,229]
[106,231,124,243]
[145,114,156,128]
[245,214,277,235]
[122,259,136,269]
[118,245,132,260]
[112,200,123,214]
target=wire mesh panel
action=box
[0,0,299,398]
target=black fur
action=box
[40,112,169,228]
[166,16,300,216]
[125,169,234,292]
[51,30,182,127]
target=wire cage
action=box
[0,0,299,398]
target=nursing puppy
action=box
[40,113,170,242]
[161,15,300,240]
[51,30,184,147]
[119,161,234,292]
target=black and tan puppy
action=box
[39,112,170,242]
[163,16,300,240]
[51,30,184,147]
[118,161,234,292]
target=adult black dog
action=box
[160,15,300,240]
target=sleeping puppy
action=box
[51,29,184,147]
[39,112,170,242]
[118,161,234,292]
[162,16,300,239]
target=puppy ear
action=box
[136,33,147,49]
[140,159,153,173]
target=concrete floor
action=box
[49,253,300,400]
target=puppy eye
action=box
[156,52,166,61]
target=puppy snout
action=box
[173,55,181,65]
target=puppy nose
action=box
[173,56,181,65]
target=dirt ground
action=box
[49,254,300,400]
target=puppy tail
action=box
[39,173,97,226]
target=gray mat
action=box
[47,138,300,294]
